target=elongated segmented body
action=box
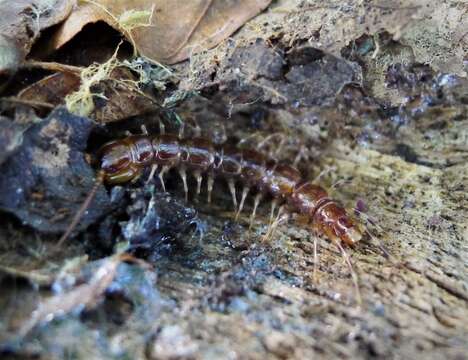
[99,134,363,246]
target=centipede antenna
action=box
[178,167,188,202]
[207,174,214,203]
[353,207,383,232]
[352,208,395,263]
[235,186,249,221]
[56,171,105,249]
[158,166,169,192]
[146,164,158,184]
[364,227,396,264]
[249,193,262,230]
[193,171,202,196]
[336,241,362,305]
[227,179,238,210]
[274,135,286,158]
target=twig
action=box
[0,97,54,109]
[22,60,83,74]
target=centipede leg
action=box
[293,145,306,167]
[146,164,158,184]
[158,166,170,192]
[193,171,202,197]
[178,121,185,139]
[207,174,214,203]
[192,121,201,138]
[269,199,278,224]
[274,136,286,159]
[313,166,336,184]
[264,205,286,242]
[336,241,362,305]
[237,133,263,150]
[227,179,238,211]
[261,201,276,241]
[257,133,283,152]
[178,167,188,202]
[249,193,262,230]
[235,186,249,221]
[159,120,165,135]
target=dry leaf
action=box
[17,65,156,123]
[89,67,157,123]
[0,0,75,76]
[48,0,271,64]
[162,0,272,64]
[18,71,82,107]
[48,0,210,61]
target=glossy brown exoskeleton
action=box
[99,134,363,246]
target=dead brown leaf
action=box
[48,0,271,64]
[48,0,211,61]
[16,64,156,122]
[18,71,82,107]
[0,0,75,76]
[136,0,272,64]
[90,67,157,123]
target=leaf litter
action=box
[0,0,467,359]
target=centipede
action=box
[58,126,369,302]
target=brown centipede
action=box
[58,127,368,302]
[98,133,363,243]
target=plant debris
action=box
[17,254,125,337]
[0,0,74,77]
[48,0,272,64]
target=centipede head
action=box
[315,203,364,246]
[334,214,364,246]
[99,140,140,184]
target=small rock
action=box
[0,108,110,234]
